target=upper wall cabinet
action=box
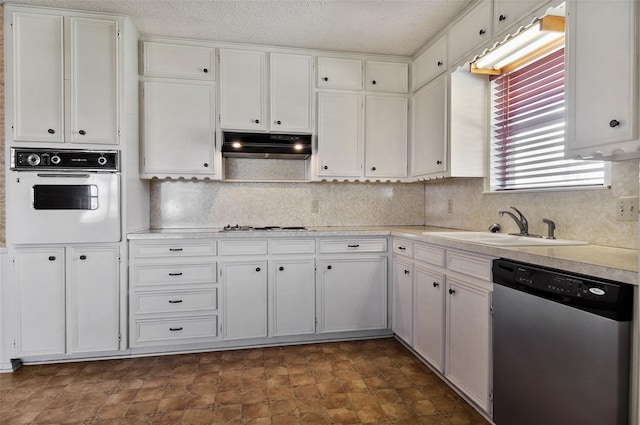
[448,0,493,66]
[413,36,447,92]
[270,53,313,133]
[219,49,267,131]
[11,12,119,144]
[143,42,215,80]
[566,0,639,160]
[493,0,551,38]
[317,57,363,90]
[365,61,409,93]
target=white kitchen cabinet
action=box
[365,95,408,178]
[392,257,413,344]
[317,57,363,90]
[316,92,363,178]
[413,36,447,92]
[270,53,313,133]
[566,0,639,160]
[11,12,118,144]
[15,246,120,357]
[142,81,216,177]
[67,246,120,354]
[143,41,215,80]
[494,0,551,37]
[271,258,316,336]
[222,260,268,340]
[365,61,409,93]
[448,0,493,66]
[412,75,447,177]
[445,274,492,412]
[413,264,445,372]
[219,49,267,131]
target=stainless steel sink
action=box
[423,231,589,247]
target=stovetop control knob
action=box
[97,156,107,166]
[50,155,61,165]
[27,153,41,166]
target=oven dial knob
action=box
[97,156,107,166]
[27,154,41,166]
[50,155,61,165]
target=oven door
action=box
[9,172,121,244]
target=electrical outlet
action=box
[447,199,453,214]
[311,199,319,214]
[616,196,639,221]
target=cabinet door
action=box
[143,81,216,175]
[143,42,215,80]
[219,49,266,131]
[365,95,408,178]
[392,258,413,344]
[494,0,550,37]
[317,57,363,90]
[413,265,445,372]
[270,53,313,133]
[68,246,120,353]
[69,17,118,144]
[448,0,493,65]
[222,261,268,340]
[319,257,387,333]
[412,75,447,177]
[365,61,409,93]
[317,92,363,177]
[12,12,64,142]
[445,276,492,411]
[15,248,66,356]
[567,0,638,158]
[413,36,447,92]
[270,259,316,336]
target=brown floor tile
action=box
[0,338,490,425]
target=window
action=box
[477,19,607,192]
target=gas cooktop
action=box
[220,225,313,232]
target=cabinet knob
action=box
[404,269,410,275]
[479,29,486,35]
[203,68,209,73]
[437,61,443,67]
[256,267,261,272]
[254,119,260,124]
[449,288,455,295]
[323,165,328,170]
[433,282,439,288]
[372,80,377,85]
[169,327,183,332]
[371,166,376,171]
[279,266,284,271]
[48,129,55,134]
[499,14,507,21]
[436,160,442,165]
[169,272,183,276]
[276,120,282,125]
[609,119,621,128]
[78,130,86,135]
[79,255,87,260]
[323,77,329,82]
[203,163,209,168]
[327,265,332,270]
[48,256,56,261]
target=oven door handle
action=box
[36,173,91,178]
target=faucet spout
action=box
[498,206,529,236]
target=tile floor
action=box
[0,338,489,425]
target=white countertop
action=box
[128,226,639,285]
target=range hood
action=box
[222,132,312,159]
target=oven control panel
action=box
[11,148,120,172]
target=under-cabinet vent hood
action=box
[222,132,312,159]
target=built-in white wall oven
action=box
[9,148,121,244]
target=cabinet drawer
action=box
[135,316,218,342]
[143,42,215,80]
[319,238,387,253]
[134,289,217,314]
[446,250,493,281]
[218,240,268,256]
[414,243,445,267]
[132,241,217,258]
[134,263,217,285]
[270,239,316,255]
[392,239,414,257]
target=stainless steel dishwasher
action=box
[492,259,634,425]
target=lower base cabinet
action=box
[270,258,316,336]
[15,246,120,356]
[222,260,268,340]
[413,264,445,372]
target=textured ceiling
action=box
[3,0,474,56]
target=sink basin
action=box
[423,231,589,247]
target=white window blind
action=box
[490,47,605,191]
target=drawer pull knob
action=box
[347,244,360,248]
[169,248,183,252]
[169,327,183,332]
[168,299,183,304]
[169,272,183,276]
[449,288,455,295]
[433,282,439,288]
